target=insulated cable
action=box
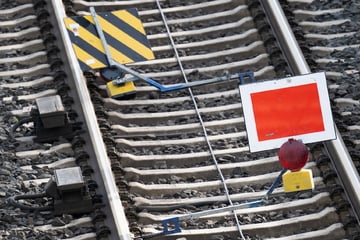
[9,117,33,140]
[7,192,53,211]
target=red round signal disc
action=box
[278,139,309,171]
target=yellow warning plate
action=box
[64,8,154,71]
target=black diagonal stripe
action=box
[97,12,150,62]
[102,11,153,50]
[78,59,91,71]
[73,15,146,63]
[74,16,98,37]
[126,8,143,26]
[101,27,148,62]
[66,27,109,70]
[68,17,109,61]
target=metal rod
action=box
[90,7,157,84]
[178,200,263,221]
[173,168,285,221]
[90,6,241,93]
[89,7,113,67]
[161,168,286,237]
[263,168,287,200]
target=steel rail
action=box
[51,1,132,239]
[261,0,360,222]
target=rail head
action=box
[260,0,360,222]
[50,0,133,239]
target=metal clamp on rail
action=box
[159,169,286,236]
[89,7,256,98]
[64,7,256,100]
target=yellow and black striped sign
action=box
[64,8,154,71]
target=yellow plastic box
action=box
[282,169,314,192]
[106,81,136,99]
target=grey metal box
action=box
[36,95,65,128]
[54,167,84,191]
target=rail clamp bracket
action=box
[65,7,257,99]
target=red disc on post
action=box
[278,139,309,171]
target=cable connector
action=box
[9,95,82,142]
[7,167,93,215]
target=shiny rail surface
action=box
[51,1,132,239]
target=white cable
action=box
[155,1,246,238]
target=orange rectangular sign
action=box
[251,83,324,141]
[239,72,336,152]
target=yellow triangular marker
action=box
[282,169,314,192]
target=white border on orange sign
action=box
[239,72,336,152]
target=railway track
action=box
[0,0,359,239]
